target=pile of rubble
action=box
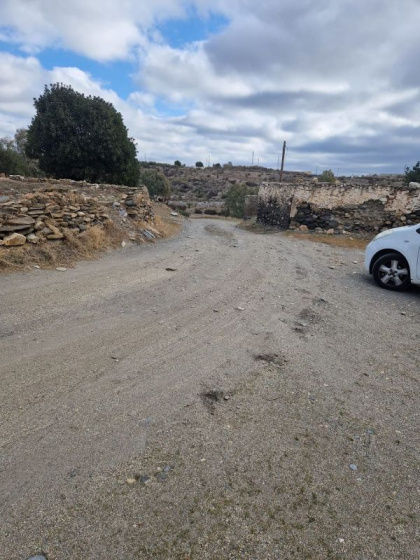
[0,186,155,247]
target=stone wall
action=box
[258,179,420,233]
[0,185,154,247]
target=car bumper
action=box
[364,240,378,273]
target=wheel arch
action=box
[369,249,409,274]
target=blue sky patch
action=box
[157,12,228,48]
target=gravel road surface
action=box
[1,218,419,559]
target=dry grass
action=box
[285,231,371,250]
[152,203,183,238]
[238,219,372,249]
[0,222,126,273]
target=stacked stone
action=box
[0,192,111,247]
[111,188,154,222]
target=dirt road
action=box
[1,219,419,559]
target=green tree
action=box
[225,183,249,218]
[318,169,335,183]
[25,83,139,186]
[174,160,182,167]
[404,161,420,185]
[195,161,204,167]
[139,168,171,199]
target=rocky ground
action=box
[0,219,419,559]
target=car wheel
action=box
[372,252,411,291]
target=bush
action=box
[138,168,171,199]
[318,169,335,183]
[174,160,182,167]
[224,183,249,218]
[0,131,41,176]
[26,83,139,186]
[195,161,204,167]
[404,161,420,185]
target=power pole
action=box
[252,151,254,166]
[279,141,286,182]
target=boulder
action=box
[0,233,27,246]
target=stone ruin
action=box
[257,177,420,234]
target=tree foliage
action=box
[174,160,182,167]
[0,129,41,176]
[25,83,140,186]
[404,161,420,185]
[225,183,250,218]
[195,161,204,167]
[139,168,171,199]
[318,169,335,183]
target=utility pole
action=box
[277,154,280,170]
[279,141,286,182]
[252,151,254,166]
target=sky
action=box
[1,0,420,175]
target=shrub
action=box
[0,130,41,176]
[224,183,249,218]
[195,161,204,167]
[404,161,420,185]
[174,160,182,167]
[138,168,171,199]
[318,169,335,183]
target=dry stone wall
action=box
[258,178,420,233]
[0,181,154,247]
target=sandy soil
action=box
[1,219,419,559]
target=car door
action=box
[417,226,420,279]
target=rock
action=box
[55,267,67,272]
[326,228,334,235]
[171,212,179,216]
[328,266,335,270]
[236,306,245,311]
[27,556,47,560]
[126,478,137,485]
[299,225,309,232]
[0,196,10,203]
[166,267,177,271]
[27,234,39,244]
[121,241,127,247]
[140,475,151,484]
[6,216,35,226]
[0,233,26,246]
[156,473,168,482]
[34,265,40,269]
[163,465,171,473]
[349,464,358,471]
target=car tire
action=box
[372,252,411,291]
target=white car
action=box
[364,223,420,290]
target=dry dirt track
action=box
[1,218,419,560]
